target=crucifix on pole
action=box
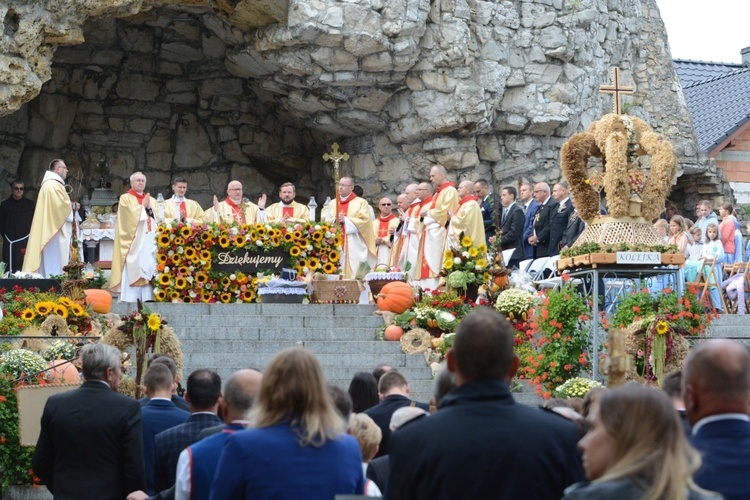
[599,66,634,115]
[322,143,349,223]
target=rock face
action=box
[0,0,730,211]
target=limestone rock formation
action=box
[0,0,730,211]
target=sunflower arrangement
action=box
[152,221,342,303]
[0,286,93,337]
[440,233,490,295]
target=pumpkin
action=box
[376,282,414,314]
[84,289,113,313]
[384,325,404,341]
[46,360,80,385]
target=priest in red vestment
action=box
[372,197,399,266]
[336,177,376,278]
[417,165,458,290]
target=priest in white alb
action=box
[391,184,423,277]
[335,177,376,278]
[264,183,310,224]
[448,180,486,247]
[162,177,203,223]
[203,180,266,224]
[388,193,409,269]
[372,196,399,266]
[417,165,458,290]
[23,159,80,278]
[110,172,158,302]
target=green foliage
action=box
[0,377,39,491]
[560,243,679,258]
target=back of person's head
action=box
[348,372,379,413]
[542,398,572,410]
[581,386,607,419]
[81,343,120,381]
[250,348,343,446]
[186,369,221,410]
[432,363,456,407]
[682,339,750,419]
[451,309,515,382]
[223,368,262,415]
[389,406,427,431]
[144,363,174,394]
[371,363,394,383]
[592,382,701,497]
[328,384,353,424]
[149,354,178,380]
[347,413,382,462]
[661,371,683,399]
[378,370,408,396]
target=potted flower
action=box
[440,233,489,301]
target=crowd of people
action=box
[29,310,749,500]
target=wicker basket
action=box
[311,279,364,304]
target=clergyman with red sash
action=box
[417,165,458,290]
[372,196,399,267]
[336,176,376,279]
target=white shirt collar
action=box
[172,196,186,203]
[692,413,750,435]
[43,170,65,184]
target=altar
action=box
[80,228,114,263]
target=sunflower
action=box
[201,292,213,303]
[322,262,337,274]
[58,297,74,307]
[180,226,193,238]
[475,258,488,269]
[70,303,87,317]
[482,272,492,282]
[293,230,302,239]
[35,301,54,316]
[173,236,185,247]
[171,254,183,266]
[155,289,167,301]
[656,320,669,335]
[289,246,301,257]
[477,244,488,253]
[468,247,479,258]
[195,272,208,285]
[443,259,454,270]
[174,277,187,290]
[296,238,310,248]
[147,313,162,331]
[200,249,212,262]
[157,274,171,286]
[240,224,251,233]
[158,234,171,248]
[283,232,295,243]
[157,225,168,234]
[21,308,35,321]
[255,225,266,235]
[54,305,68,319]
[184,247,197,260]
[219,235,230,248]
[234,234,246,248]
[334,236,343,246]
[328,250,340,263]
[170,290,181,301]
[444,250,454,260]
[297,258,308,269]
[200,232,212,242]
[182,295,193,303]
[461,235,473,247]
[271,236,281,247]
[311,231,323,242]
[241,289,255,302]
[220,292,233,303]
[249,231,258,241]
[157,253,168,264]
[270,228,282,238]
[307,257,320,270]
[221,276,232,288]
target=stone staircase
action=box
[704,314,750,342]
[111,302,439,404]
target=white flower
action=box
[177,247,184,254]
[229,274,236,280]
[256,240,263,246]
[315,225,321,231]
[186,276,194,284]
[462,251,470,259]
[453,257,462,264]
[325,232,333,238]
[188,290,197,298]
[307,245,313,251]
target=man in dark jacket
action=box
[388,309,584,500]
[497,186,525,268]
[528,182,559,259]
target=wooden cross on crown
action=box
[599,67,634,115]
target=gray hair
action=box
[81,343,121,381]
[129,171,145,183]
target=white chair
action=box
[518,258,534,273]
[502,249,515,267]
[526,257,549,281]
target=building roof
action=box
[673,59,744,87]
[682,66,750,153]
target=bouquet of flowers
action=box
[554,377,603,399]
[495,288,535,321]
[441,233,489,292]
[0,349,48,380]
[118,301,167,398]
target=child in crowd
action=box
[687,226,703,261]
[719,203,736,264]
[699,223,724,312]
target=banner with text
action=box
[213,248,288,273]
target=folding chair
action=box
[685,258,727,312]
[517,258,533,273]
[525,257,549,281]
[501,249,515,267]
[723,262,749,314]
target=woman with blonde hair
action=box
[564,382,719,500]
[668,215,692,255]
[210,348,365,498]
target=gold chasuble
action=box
[22,171,73,276]
[449,195,485,247]
[417,183,458,285]
[337,194,376,278]
[162,197,204,223]
[202,199,259,224]
[110,191,158,293]
[372,214,399,266]
[265,201,310,224]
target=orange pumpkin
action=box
[46,360,80,385]
[384,325,404,341]
[376,282,414,314]
[84,289,113,314]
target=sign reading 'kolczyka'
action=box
[213,247,288,273]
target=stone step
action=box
[112,302,379,317]
[180,339,401,355]
[153,314,383,329]
[176,327,380,342]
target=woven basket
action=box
[311,280,363,304]
[573,216,664,247]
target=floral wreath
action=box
[560,113,677,222]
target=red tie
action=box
[179,202,187,221]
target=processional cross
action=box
[599,67,634,115]
[323,143,350,221]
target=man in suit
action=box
[497,186,525,269]
[560,197,585,251]
[527,182,559,259]
[141,363,190,496]
[549,181,573,256]
[364,371,429,458]
[153,369,222,493]
[174,369,262,500]
[138,355,189,412]
[474,178,496,243]
[387,309,584,499]
[32,343,146,499]
[519,182,539,260]
[683,339,750,500]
